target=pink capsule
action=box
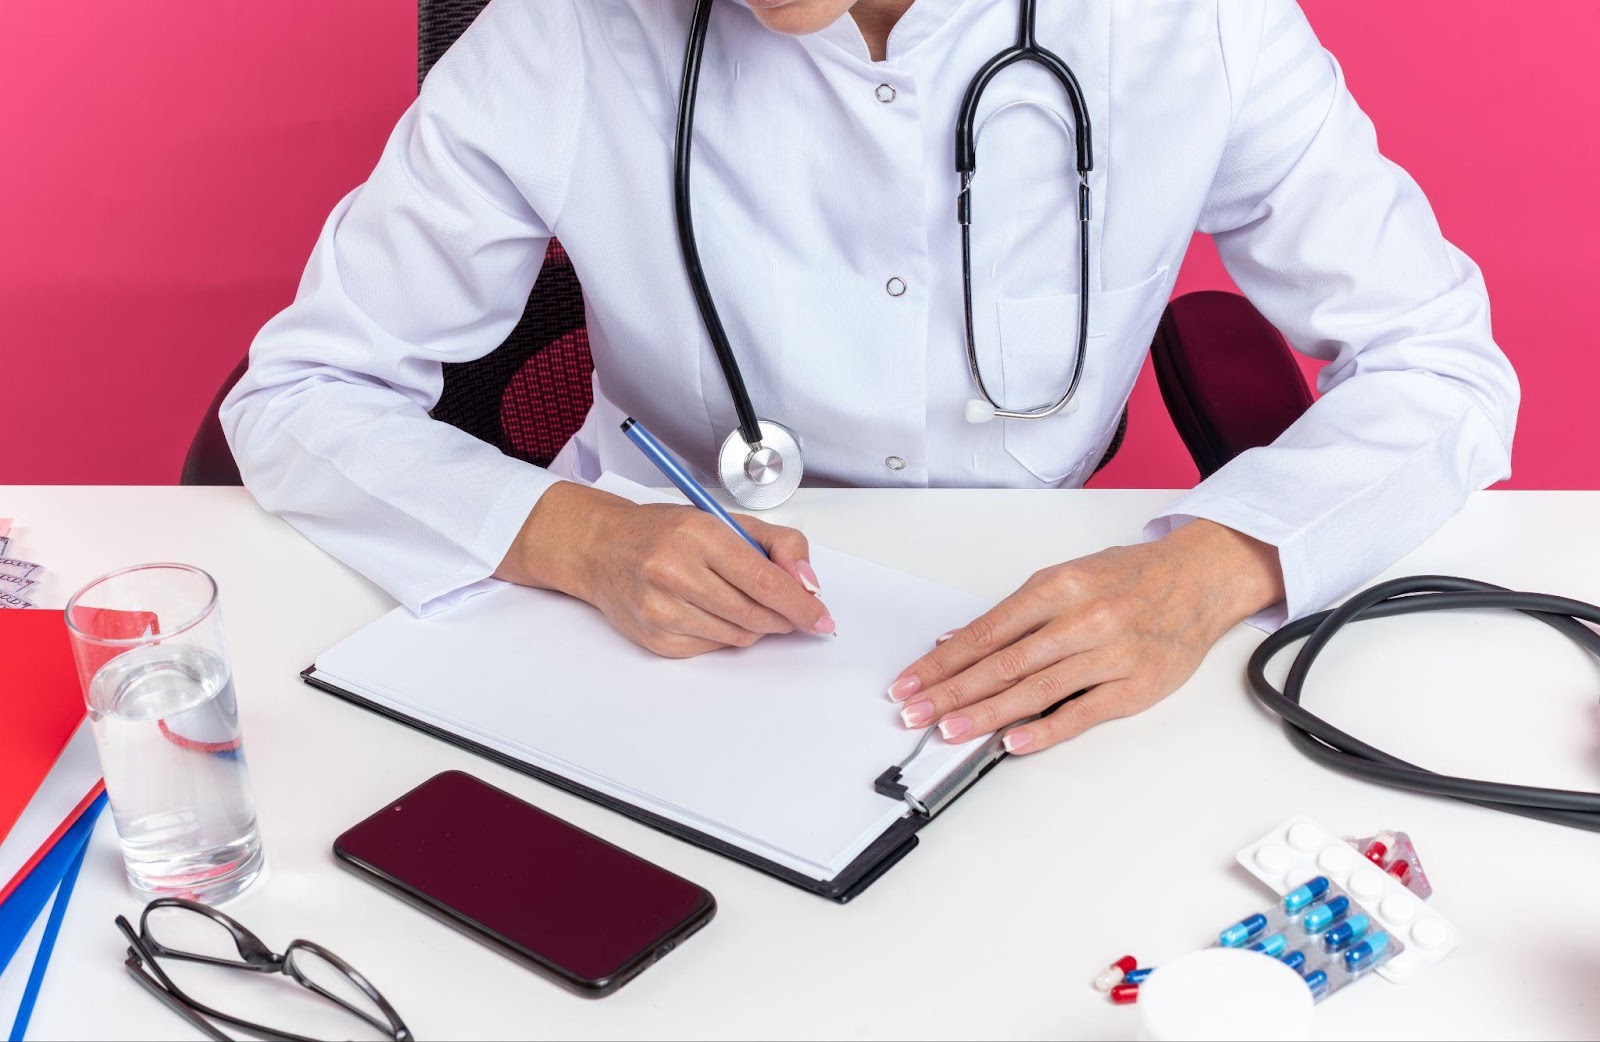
[1092,955,1138,991]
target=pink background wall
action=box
[4,1,1596,488]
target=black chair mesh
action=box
[421,0,594,468]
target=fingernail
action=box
[795,560,820,594]
[812,615,836,636]
[887,676,921,702]
[900,701,935,728]
[935,630,956,645]
[937,716,972,740]
[1002,731,1034,754]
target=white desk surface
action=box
[3,485,1598,1040]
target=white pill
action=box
[1411,916,1452,951]
[1349,869,1385,902]
[1317,845,1356,877]
[1287,823,1322,852]
[1254,845,1292,876]
[1381,894,1418,924]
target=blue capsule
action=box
[1323,913,1371,952]
[1300,895,1351,934]
[1123,967,1153,984]
[1247,932,1288,958]
[1303,969,1329,996]
[1218,913,1269,947]
[1343,931,1391,971]
[1280,950,1307,973]
[1282,876,1331,914]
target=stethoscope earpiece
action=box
[965,396,1080,424]
[965,399,998,424]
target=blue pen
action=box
[621,418,768,556]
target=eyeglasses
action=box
[114,898,411,1042]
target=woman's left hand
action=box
[887,519,1286,754]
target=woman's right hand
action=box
[495,481,834,658]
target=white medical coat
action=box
[222,0,1518,624]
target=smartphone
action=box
[333,771,716,997]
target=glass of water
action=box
[65,563,265,904]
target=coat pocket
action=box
[998,267,1172,483]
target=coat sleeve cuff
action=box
[1144,497,1306,633]
[403,466,564,616]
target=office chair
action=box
[181,0,1311,487]
[1150,291,1316,478]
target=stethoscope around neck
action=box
[672,0,1095,509]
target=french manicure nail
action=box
[1002,731,1034,754]
[935,630,956,645]
[900,701,935,728]
[812,615,836,636]
[887,676,921,702]
[937,716,972,740]
[795,559,821,594]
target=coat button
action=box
[884,456,907,471]
[885,277,907,297]
[875,83,897,103]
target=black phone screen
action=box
[334,771,715,993]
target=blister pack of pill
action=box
[1236,816,1459,983]
[1347,829,1432,899]
[1209,876,1403,1003]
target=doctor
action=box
[223,0,1516,755]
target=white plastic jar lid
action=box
[1137,948,1315,1041]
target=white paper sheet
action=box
[313,476,992,881]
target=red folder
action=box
[0,610,89,844]
[0,607,156,848]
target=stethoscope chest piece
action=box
[718,419,804,510]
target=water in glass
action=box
[87,643,265,903]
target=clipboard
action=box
[301,474,1016,903]
[303,664,1014,902]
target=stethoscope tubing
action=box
[674,0,764,448]
[1248,575,1600,831]
[672,0,1101,503]
[955,0,1094,420]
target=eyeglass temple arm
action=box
[125,957,235,1042]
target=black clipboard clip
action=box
[873,696,1079,818]
[874,724,1013,819]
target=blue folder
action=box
[1,792,107,1040]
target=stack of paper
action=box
[310,476,997,885]
[0,521,43,611]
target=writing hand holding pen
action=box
[493,422,832,659]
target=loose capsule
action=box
[1123,967,1154,984]
[1300,895,1351,934]
[1092,955,1137,991]
[1282,876,1330,914]
[1247,933,1288,958]
[1110,983,1140,1005]
[1219,913,1268,947]
[1323,914,1371,952]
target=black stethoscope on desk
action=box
[673,0,1094,508]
